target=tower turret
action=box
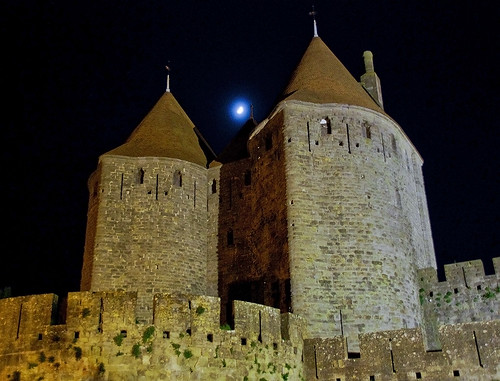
[218,36,436,350]
[80,89,216,322]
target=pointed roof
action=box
[281,37,385,114]
[104,92,210,167]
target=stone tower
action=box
[80,90,218,322]
[217,36,436,350]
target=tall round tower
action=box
[278,37,436,349]
[217,36,436,350]
[80,90,217,322]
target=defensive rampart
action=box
[0,285,499,380]
[418,258,499,325]
[0,292,306,380]
[303,320,500,380]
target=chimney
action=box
[360,51,384,109]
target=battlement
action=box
[1,291,499,379]
[0,291,306,380]
[417,257,500,345]
[418,257,500,287]
[303,320,500,380]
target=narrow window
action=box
[163,331,170,339]
[244,170,251,186]
[193,181,197,207]
[265,134,273,150]
[227,229,234,246]
[306,122,311,152]
[364,125,371,139]
[346,124,351,154]
[416,372,422,379]
[453,370,460,377]
[395,188,402,208]
[155,174,159,200]
[320,118,331,135]
[173,171,182,187]
[212,179,217,194]
[120,173,124,200]
[207,333,213,342]
[391,134,397,153]
[120,330,127,338]
[241,338,247,345]
[139,168,145,184]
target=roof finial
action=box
[165,64,171,93]
[309,5,318,37]
[250,104,254,119]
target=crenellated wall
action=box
[0,292,306,380]
[418,257,500,350]
[303,320,500,380]
[1,291,498,380]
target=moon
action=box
[236,106,244,114]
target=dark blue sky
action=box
[1,1,498,297]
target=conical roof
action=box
[104,92,209,167]
[281,37,384,114]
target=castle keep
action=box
[1,28,499,380]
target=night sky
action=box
[1,1,498,298]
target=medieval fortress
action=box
[1,29,499,380]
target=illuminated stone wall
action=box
[0,292,498,380]
[279,100,436,349]
[303,320,500,380]
[217,111,291,323]
[81,155,212,323]
[419,258,500,349]
[0,292,306,380]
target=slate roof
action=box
[281,36,385,115]
[104,92,210,167]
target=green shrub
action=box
[97,362,105,374]
[142,326,155,343]
[183,349,193,359]
[220,323,231,330]
[82,308,91,318]
[196,306,205,315]
[132,343,141,358]
[74,347,82,360]
[113,333,124,346]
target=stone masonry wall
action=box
[218,112,290,323]
[0,292,306,381]
[81,155,212,323]
[1,292,497,380]
[303,320,500,380]
[206,165,221,297]
[418,258,500,349]
[279,101,436,350]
